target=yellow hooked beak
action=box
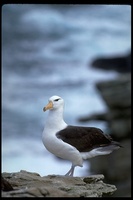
[43,101,53,112]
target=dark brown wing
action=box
[56,125,112,152]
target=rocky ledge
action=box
[1,170,117,197]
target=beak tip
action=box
[43,107,46,112]
[43,101,53,112]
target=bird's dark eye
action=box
[54,98,60,102]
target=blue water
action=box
[2,4,131,176]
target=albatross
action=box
[42,95,121,176]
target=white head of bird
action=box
[43,95,64,112]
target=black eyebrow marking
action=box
[54,98,60,101]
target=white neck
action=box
[44,107,67,131]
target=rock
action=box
[96,74,131,109]
[1,170,117,197]
[78,112,108,122]
[78,74,131,140]
[1,176,13,191]
[96,73,131,140]
[91,52,131,73]
[78,110,131,140]
[90,139,131,197]
[77,73,131,197]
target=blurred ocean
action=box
[2,4,131,176]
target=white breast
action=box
[42,128,83,167]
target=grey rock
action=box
[96,73,131,139]
[78,73,131,139]
[1,170,117,197]
[91,52,131,73]
[90,139,131,197]
[1,176,13,191]
[77,73,131,197]
[96,74,131,109]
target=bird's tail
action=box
[81,141,122,159]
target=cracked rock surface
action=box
[2,170,117,197]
